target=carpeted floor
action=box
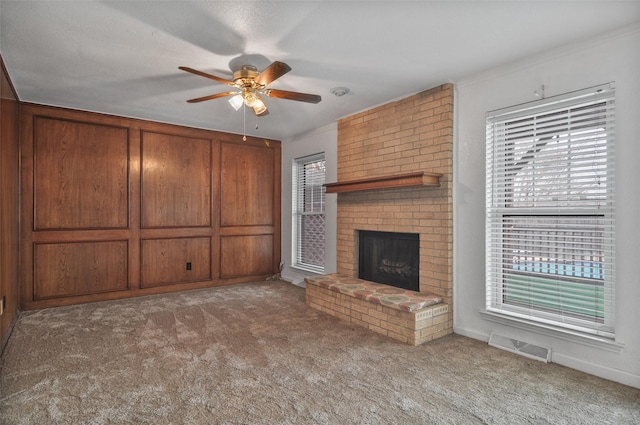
[1,280,638,424]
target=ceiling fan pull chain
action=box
[243,103,247,141]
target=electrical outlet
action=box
[186,262,192,271]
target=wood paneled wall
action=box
[0,57,20,351]
[20,104,281,309]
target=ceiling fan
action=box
[179,61,321,116]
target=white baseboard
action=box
[453,325,640,389]
[552,352,640,389]
[280,270,306,287]
[453,326,489,343]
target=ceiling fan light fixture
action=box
[229,90,267,114]
[242,90,261,108]
[228,94,244,111]
[252,101,267,115]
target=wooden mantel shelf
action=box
[324,171,442,194]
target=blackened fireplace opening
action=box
[358,230,419,291]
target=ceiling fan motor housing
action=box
[234,66,263,90]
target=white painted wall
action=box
[280,123,338,286]
[454,24,640,388]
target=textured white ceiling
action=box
[1,1,639,140]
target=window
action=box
[292,154,326,273]
[486,83,616,337]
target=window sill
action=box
[480,310,624,353]
[291,264,325,275]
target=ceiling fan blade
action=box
[264,89,321,104]
[255,61,291,86]
[179,66,235,86]
[186,91,238,103]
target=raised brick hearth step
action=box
[305,274,450,346]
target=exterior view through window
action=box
[486,84,616,337]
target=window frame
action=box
[291,153,326,274]
[485,83,616,338]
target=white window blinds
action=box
[486,83,616,337]
[292,154,326,273]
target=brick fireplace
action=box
[333,84,454,339]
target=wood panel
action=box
[220,142,274,227]
[33,117,129,230]
[141,237,211,288]
[1,56,20,352]
[20,103,281,310]
[141,131,212,228]
[220,234,273,278]
[34,241,129,300]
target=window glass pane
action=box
[300,214,325,266]
[503,215,606,321]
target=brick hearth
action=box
[305,274,450,345]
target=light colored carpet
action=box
[1,280,638,424]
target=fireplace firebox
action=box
[358,230,419,291]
